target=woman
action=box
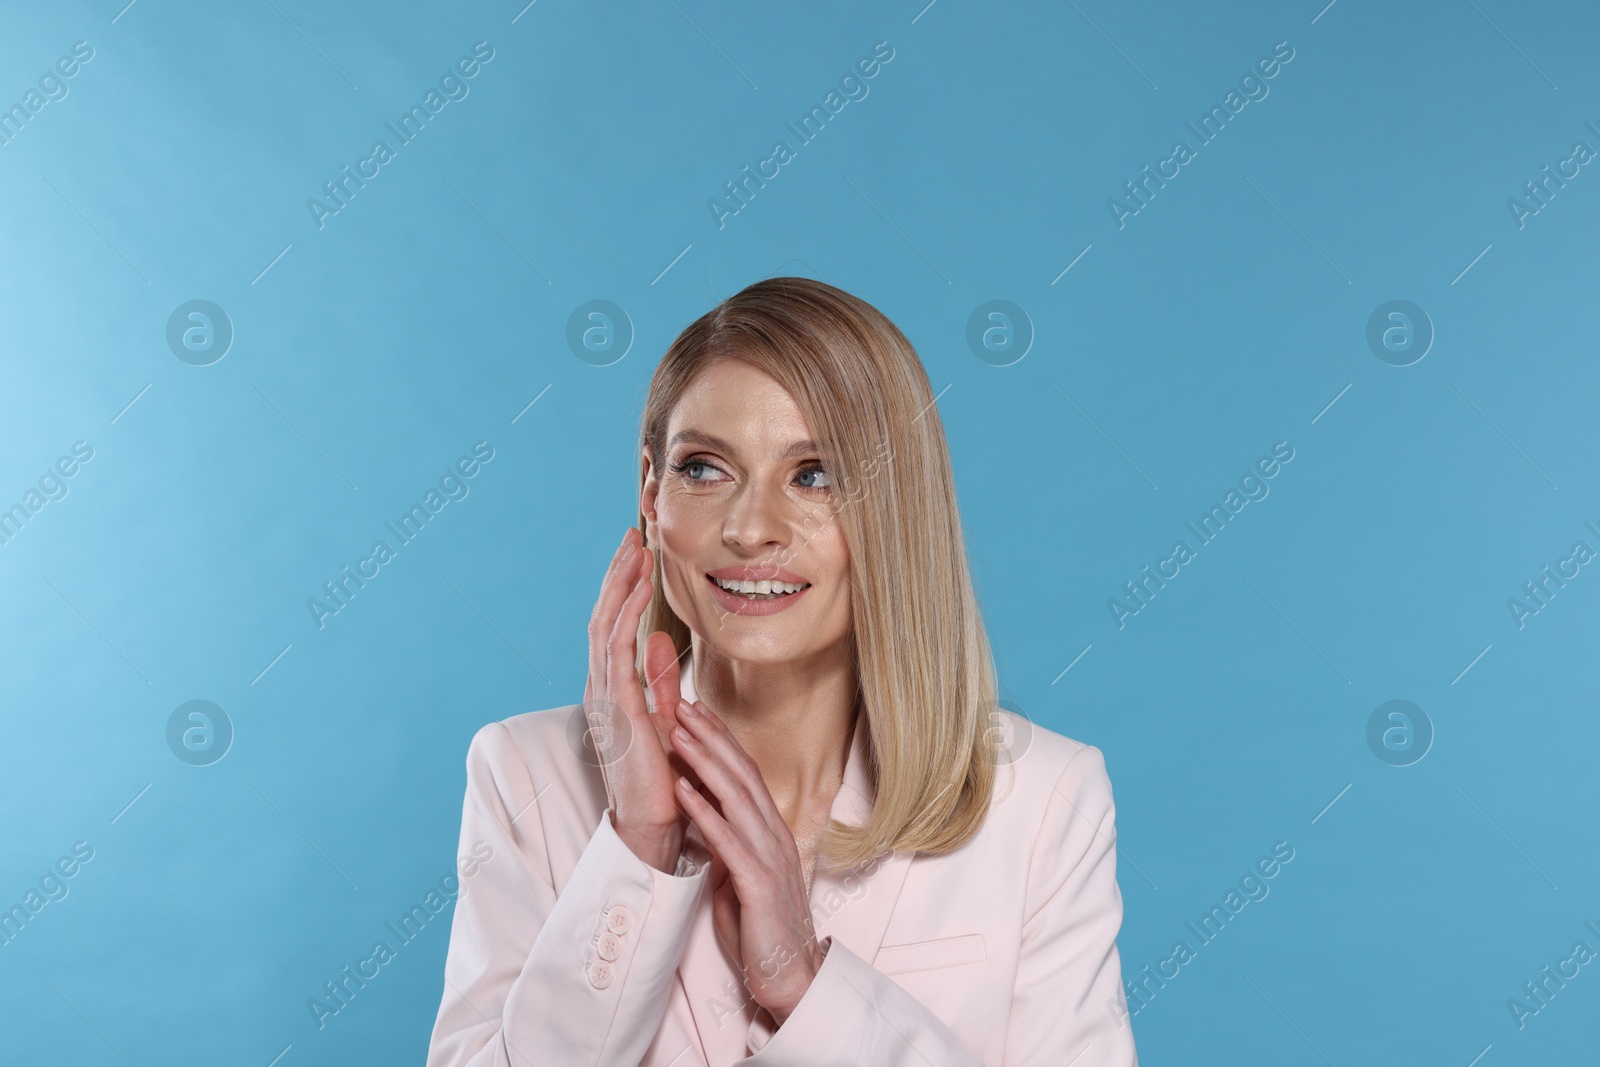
[425,278,1138,1065]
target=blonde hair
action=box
[636,277,998,870]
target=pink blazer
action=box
[426,658,1139,1065]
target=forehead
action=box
[666,360,815,454]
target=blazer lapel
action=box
[807,706,914,968]
[671,655,915,1059]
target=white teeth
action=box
[714,576,807,596]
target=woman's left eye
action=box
[797,466,831,490]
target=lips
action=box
[704,572,812,616]
[705,565,810,584]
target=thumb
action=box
[642,630,683,732]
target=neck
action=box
[689,639,858,823]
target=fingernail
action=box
[674,725,692,743]
[679,700,697,717]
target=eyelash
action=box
[668,456,831,491]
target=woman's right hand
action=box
[585,526,692,873]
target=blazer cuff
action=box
[499,810,708,1062]
[674,840,707,878]
[744,935,983,1065]
[745,935,860,1060]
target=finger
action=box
[675,712,771,833]
[604,537,649,638]
[598,527,635,591]
[597,531,640,627]
[589,538,640,690]
[667,734,722,818]
[592,562,652,780]
[605,555,654,710]
[672,723,774,847]
[675,775,760,879]
[604,527,638,583]
[642,630,683,729]
[624,545,654,629]
[649,711,689,781]
[678,708,788,836]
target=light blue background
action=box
[2,0,1596,1064]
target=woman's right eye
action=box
[669,458,721,482]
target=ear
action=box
[639,445,660,531]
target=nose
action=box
[721,478,792,556]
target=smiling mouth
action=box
[705,574,812,600]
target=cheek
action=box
[810,519,850,578]
[654,489,720,555]
[653,493,715,607]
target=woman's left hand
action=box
[671,700,824,1027]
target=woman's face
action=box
[642,358,853,667]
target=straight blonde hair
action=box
[636,277,999,870]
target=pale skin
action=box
[584,358,858,1027]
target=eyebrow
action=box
[668,429,821,460]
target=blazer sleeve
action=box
[737,744,1138,1067]
[1001,744,1138,1066]
[426,719,711,1067]
[738,932,985,1065]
